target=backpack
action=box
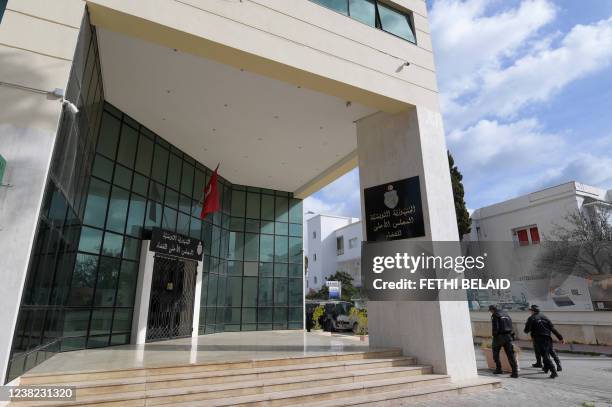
[498,313,513,334]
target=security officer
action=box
[532,329,562,371]
[524,304,564,378]
[489,305,518,378]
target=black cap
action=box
[529,304,540,312]
[488,305,497,311]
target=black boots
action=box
[550,371,558,379]
[532,362,543,368]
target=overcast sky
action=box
[303,0,612,219]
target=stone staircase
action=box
[12,349,500,406]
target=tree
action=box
[305,271,359,302]
[537,205,612,281]
[448,151,471,239]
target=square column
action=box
[357,107,477,380]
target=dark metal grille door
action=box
[146,255,196,342]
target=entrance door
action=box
[146,254,196,341]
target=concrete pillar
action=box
[356,106,478,380]
[132,241,155,345]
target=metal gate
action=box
[146,254,196,342]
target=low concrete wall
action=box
[471,311,612,346]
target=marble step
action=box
[11,363,430,406]
[301,377,503,406]
[163,374,452,407]
[20,349,402,385]
[74,356,418,396]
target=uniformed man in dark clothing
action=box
[532,333,562,371]
[489,305,518,378]
[524,304,564,378]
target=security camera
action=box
[63,100,79,115]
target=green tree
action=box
[448,151,471,239]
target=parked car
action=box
[305,300,360,332]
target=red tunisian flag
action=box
[200,164,220,220]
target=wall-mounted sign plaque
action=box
[363,176,425,242]
[150,228,203,261]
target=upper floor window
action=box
[313,231,317,239]
[0,0,7,24]
[337,236,344,255]
[311,0,416,44]
[513,226,540,247]
[348,237,359,249]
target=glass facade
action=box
[7,14,303,382]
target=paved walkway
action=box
[409,346,612,407]
[474,336,612,356]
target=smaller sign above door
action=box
[150,228,203,261]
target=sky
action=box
[303,0,612,219]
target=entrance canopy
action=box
[97,28,376,196]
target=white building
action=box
[467,181,612,345]
[305,214,362,292]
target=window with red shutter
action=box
[530,227,540,244]
[517,229,529,246]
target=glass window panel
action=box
[260,221,274,235]
[94,257,120,306]
[78,227,103,254]
[289,223,302,237]
[181,162,194,196]
[206,274,218,306]
[274,278,288,305]
[179,194,192,215]
[149,181,164,202]
[275,222,288,235]
[258,278,273,306]
[102,232,123,257]
[242,277,258,307]
[289,278,303,306]
[224,308,241,324]
[162,207,177,232]
[289,199,302,223]
[165,187,179,209]
[274,263,288,277]
[246,192,260,219]
[228,232,244,261]
[312,0,348,15]
[151,145,168,183]
[145,200,162,229]
[111,334,130,345]
[106,186,129,233]
[117,260,138,307]
[132,173,148,196]
[97,112,120,159]
[190,217,201,239]
[117,123,138,168]
[289,237,302,263]
[112,309,133,332]
[230,217,244,232]
[63,310,91,336]
[261,194,274,220]
[242,308,256,324]
[68,253,98,306]
[257,307,272,323]
[89,309,113,336]
[227,277,242,307]
[228,261,242,276]
[126,193,146,237]
[92,154,113,182]
[217,276,226,307]
[289,307,303,322]
[83,178,110,228]
[274,307,287,323]
[231,190,246,217]
[61,337,86,351]
[245,219,259,233]
[274,236,288,262]
[193,169,205,198]
[177,212,190,235]
[260,262,273,277]
[122,236,140,260]
[244,262,258,277]
[167,153,182,190]
[135,134,153,176]
[349,0,375,26]
[289,263,303,278]
[113,164,132,190]
[260,234,274,262]
[275,196,288,222]
[378,3,416,43]
[244,233,259,262]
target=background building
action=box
[305,214,362,291]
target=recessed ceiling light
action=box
[166,90,171,94]
[274,115,279,119]
[224,104,228,107]
[257,137,263,141]
[212,128,216,132]
[297,146,302,150]
[320,126,324,130]
[162,118,166,121]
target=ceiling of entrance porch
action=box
[96,28,377,196]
